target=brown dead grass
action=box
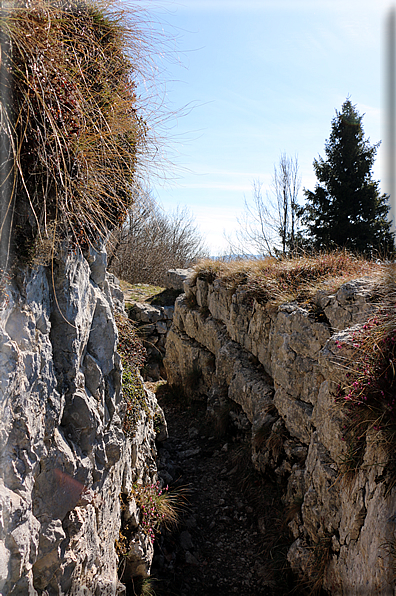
[0,0,152,264]
[194,251,385,305]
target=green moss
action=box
[121,361,151,438]
[115,312,151,438]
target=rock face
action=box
[164,271,396,595]
[0,248,163,595]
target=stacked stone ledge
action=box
[126,269,194,381]
[164,269,395,595]
[128,302,174,381]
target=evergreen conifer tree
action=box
[302,99,395,255]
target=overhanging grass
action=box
[0,0,149,266]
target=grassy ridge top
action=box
[193,252,386,305]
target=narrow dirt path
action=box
[151,393,297,596]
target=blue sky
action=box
[133,0,395,255]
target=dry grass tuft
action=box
[298,535,333,596]
[194,251,383,305]
[0,0,150,268]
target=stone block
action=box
[84,352,103,397]
[165,269,194,290]
[156,321,167,334]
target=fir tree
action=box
[302,99,394,255]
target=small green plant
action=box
[121,366,152,437]
[129,482,180,544]
[115,313,152,437]
[116,483,180,566]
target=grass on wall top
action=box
[193,251,385,305]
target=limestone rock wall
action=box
[0,249,162,595]
[164,272,396,595]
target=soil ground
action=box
[119,281,181,309]
[145,388,301,596]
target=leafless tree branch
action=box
[107,195,208,285]
[227,154,301,257]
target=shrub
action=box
[117,481,182,559]
[108,200,208,285]
[130,481,179,543]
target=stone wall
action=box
[126,269,193,381]
[128,302,174,381]
[164,271,396,595]
[0,248,164,595]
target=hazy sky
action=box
[134,0,395,255]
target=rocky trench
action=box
[158,270,396,596]
[2,255,396,595]
[124,272,297,594]
[150,394,293,596]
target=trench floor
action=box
[147,388,299,596]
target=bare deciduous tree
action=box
[274,153,301,254]
[107,198,208,285]
[227,154,301,257]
